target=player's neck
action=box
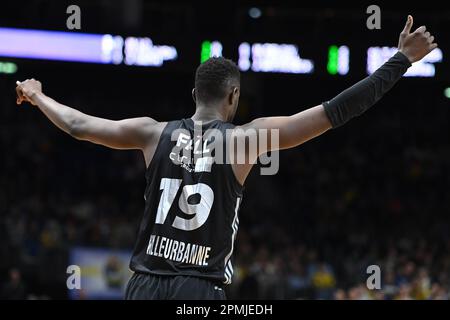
[191,105,228,122]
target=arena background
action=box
[1,0,449,299]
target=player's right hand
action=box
[398,15,438,63]
[16,78,42,106]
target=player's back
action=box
[130,118,243,285]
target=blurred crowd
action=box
[1,73,450,300]
[229,229,450,299]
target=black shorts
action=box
[125,272,227,300]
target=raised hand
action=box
[15,79,42,106]
[398,15,438,63]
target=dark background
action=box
[0,0,449,299]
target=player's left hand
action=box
[398,15,438,63]
[16,79,42,106]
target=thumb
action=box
[402,15,413,34]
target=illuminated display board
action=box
[200,41,223,63]
[0,27,177,66]
[0,27,445,78]
[367,46,443,77]
[238,42,314,74]
[327,45,350,75]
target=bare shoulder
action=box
[129,116,159,128]
[142,120,168,167]
[128,117,165,137]
[151,121,168,137]
[137,118,167,144]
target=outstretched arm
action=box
[15,79,158,151]
[232,15,437,184]
[240,15,437,154]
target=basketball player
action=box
[15,16,436,299]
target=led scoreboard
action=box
[0,27,445,78]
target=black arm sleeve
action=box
[323,51,411,128]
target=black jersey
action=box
[130,119,243,284]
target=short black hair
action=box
[195,57,240,104]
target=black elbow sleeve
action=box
[323,51,411,128]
